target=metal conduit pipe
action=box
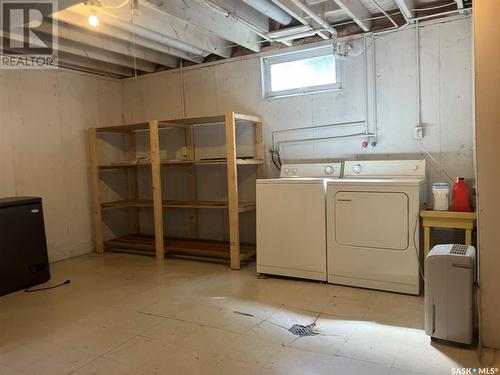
[240,0,293,25]
[271,120,368,152]
[415,19,421,128]
[275,30,317,42]
[276,131,376,151]
[289,0,337,36]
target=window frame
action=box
[261,46,342,99]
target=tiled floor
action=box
[0,253,498,375]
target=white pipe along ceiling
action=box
[40,0,472,78]
[240,0,293,25]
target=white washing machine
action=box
[257,163,342,281]
[326,160,427,295]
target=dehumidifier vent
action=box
[450,244,468,255]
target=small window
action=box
[261,46,341,98]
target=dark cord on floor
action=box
[25,280,71,292]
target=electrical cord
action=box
[412,213,425,282]
[25,280,71,292]
[270,149,282,170]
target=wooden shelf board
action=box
[104,234,256,261]
[96,122,150,132]
[192,158,264,166]
[158,113,262,127]
[102,199,154,209]
[234,113,262,123]
[101,199,255,212]
[160,160,193,166]
[101,159,264,169]
[420,210,477,220]
[99,161,151,169]
[94,113,262,133]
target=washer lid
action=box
[257,177,330,185]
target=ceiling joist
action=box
[333,0,372,32]
[58,51,135,77]
[65,3,233,58]
[394,0,415,22]
[144,0,262,53]
[38,22,177,68]
[270,0,331,39]
[53,11,203,63]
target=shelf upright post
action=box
[127,130,140,233]
[255,120,265,179]
[185,125,199,238]
[225,112,240,270]
[149,120,165,260]
[88,128,104,254]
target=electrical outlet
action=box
[414,126,423,139]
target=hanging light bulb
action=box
[88,13,99,26]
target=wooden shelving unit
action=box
[89,112,264,269]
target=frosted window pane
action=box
[270,55,336,91]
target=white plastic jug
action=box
[432,183,449,211]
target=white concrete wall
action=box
[123,16,473,182]
[0,16,472,260]
[0,69,123,262]
[122,16,473,242]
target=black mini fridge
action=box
[0,197,50,296]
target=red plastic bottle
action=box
[452,178,471,212]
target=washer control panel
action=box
[280,163,343,178]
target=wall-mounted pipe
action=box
[271,120,370,152]
[371,33,378,139]
[415,19,421,127]
[275,132,377,154]
[240,0,293,25]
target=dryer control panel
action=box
[344,160,426,179]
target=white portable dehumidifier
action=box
[424,244,476,344]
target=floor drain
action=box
[288,323,318,337]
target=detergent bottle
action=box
[452,178,471,212]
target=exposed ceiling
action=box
[2,0,472,78]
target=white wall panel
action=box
[0,69,123,261]
[121,17,473,242]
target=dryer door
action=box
[335,191,409,250]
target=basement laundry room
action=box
[1,0,499,374]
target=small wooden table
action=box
[420,210,477,256]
